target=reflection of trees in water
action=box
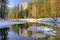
[10,23,29,35]
[0,28,8,40]
[8,20,59,40]
[11,24,19,33]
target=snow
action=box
[0,18,60,28]
[37,18,60,23]
[0,20,24,28]
[31,33,46,38]
[44,31,56,36]
[38,21,60,28]
[27,26,53,32]
[37,18,60,28]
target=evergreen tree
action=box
[0,0,8,19]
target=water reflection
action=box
[8,22,57,40]
[0,28,8,40]
[0,18,60,40]
[8,31,34,40]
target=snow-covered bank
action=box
[0,20,24,28]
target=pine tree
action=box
[0,0,8,19]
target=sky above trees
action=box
[8,0,32,8]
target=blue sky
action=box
[8,0,32,8]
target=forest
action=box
[7,0,60,19]
[0,0,60,40]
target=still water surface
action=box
[0,18,60,40]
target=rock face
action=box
[21,2,28,11]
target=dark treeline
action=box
[0,0,9,19]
